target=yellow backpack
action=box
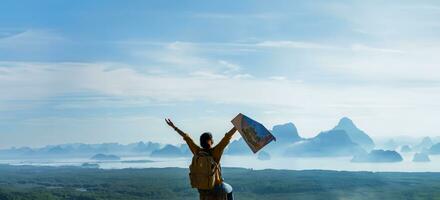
[189,151,220,190]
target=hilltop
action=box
[1,165,440,200]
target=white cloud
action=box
[314,42,440,83]
[122,40,339,56]
[141,42,209,68]
[190,71,228,79]
[0,29,66,51]
[2,61,440,111]
[269,76,287,81]
[233,73,253,79]
[130,41,248,77]
[257,40,336,49]
[2,54,440,141]
[191,13,282,20]
[351,44,405,54]
[218,60,241,73]
[323,1,440,40]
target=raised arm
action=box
[165,118,201,154]
[225,126,237,138]
[213,127,237,155]
[165,118,186,137]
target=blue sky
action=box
[1,0,440,148]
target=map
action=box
[231,113,276,153]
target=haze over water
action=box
[0,154,438,172]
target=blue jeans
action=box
[214,182,233,200]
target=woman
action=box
[165,118,237,200]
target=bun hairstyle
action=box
[200,132,213,149]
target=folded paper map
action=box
[231,113,276,153]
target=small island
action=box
[81,163,99,168]
[351,150,403,163]
[257,151,271,161]
[90,154,120,161]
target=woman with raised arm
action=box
[166,118,237,200]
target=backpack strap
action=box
[198,149,222,179]
[218,163,223,181]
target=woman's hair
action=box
[200,132,213,149]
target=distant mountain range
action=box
[228,117,374,157]
[0,141,161,159]
[379,136,436,151]
[150,144,185,157]
[2,117,438,161]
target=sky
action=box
[1,0,440,148]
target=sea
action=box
[1,153,440,172]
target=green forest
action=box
[0,165,440,200]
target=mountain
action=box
[332,117,375,150]
[179,144,193,156]
[150,144,183,157]
[226,138,253,155]
[382,139,398,150]
[413,152,430,162]
[131,142,161,153]
[351,150,403,163]
[429,143,440,154]
[0,141,161,159]
[264,122,303,153]
[414,137,433,151]
[400,145,412,153]
[284,130,366,157]
[271,123,302,143]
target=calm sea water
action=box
[1,153,440,172]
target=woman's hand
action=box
[165,118,176,129]
[165,118,186,137]
[226,126,237,136]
